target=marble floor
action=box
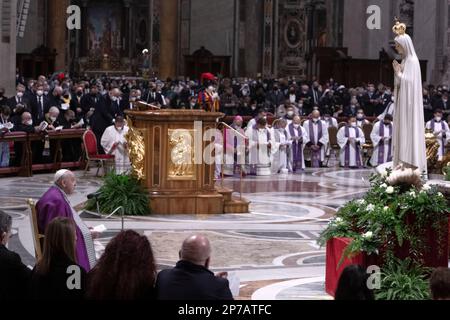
[1,166,380,300]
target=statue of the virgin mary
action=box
[391,19,427,175]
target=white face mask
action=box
[50,116,57,122]
[287,111,294,116]
[435,117,442,122]
[111,96,118,102]
[44,91,49,96]
[37,90,44,96]
[350,122,357,127]
[136,96,141,100]
[17,92,24,98]
[26,119,33,126]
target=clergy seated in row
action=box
[36,170,99,272]
[337,116,365,169]
[12,111,46,165]
[370,114,393,167]
[245,117,273,176]
[101,116,131,174]
[303,111,329,168]
[426,109,450,161]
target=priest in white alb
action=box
[426,109,450,160]
[246,117,273,176]
[370,114,394,167]
[101,116,131,174]
[337,116,365,168]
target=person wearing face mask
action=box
[426,109,450,161]
[223,116,246,176]
[322,111,338,129]
[356,109,371,128]
[45,107,62,130]
[361,83,380,117]
[281,104,298,125]
[246,109,267,130]
[271,119,291,174]
[370,114,394,167]
[30,84,50,125]
[337,116,365,168]
[101,116,131,174]
[287,116,309,173]
[7,84,28,110]
[246,117,273,176]
[0,210,32,300]
[267,83,285,113]
[303,110,329,168]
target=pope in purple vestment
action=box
[36,170,95,271]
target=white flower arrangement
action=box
[409,191,416,198]
[366,204,375,212]
[384,206,390,211]
[362,231,373,239]
[386,186,395,194]
[438,192,444,198]
[356,199,366,205]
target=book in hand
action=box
[38,121,48,131]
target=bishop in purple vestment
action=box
[36,170,96,272]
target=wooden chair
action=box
[362,123,374,165]
[27,199,44,261]
[325,126,340,166]
[82,130,115,177]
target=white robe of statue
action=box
[370,122,393,166]
[426,120,450,160]
[101,125,131,174]
[392,33,427,174]
[337,126,365,168]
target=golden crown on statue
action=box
[392,18,407,36]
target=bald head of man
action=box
[180,234,212,268]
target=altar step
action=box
[216,188,250,213]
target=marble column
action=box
[47,0,69,71]
[159,0,178,78]
[0,0,18,96]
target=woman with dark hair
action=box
[335,265,374,300]
[30,217,86,300]
[86,230,157,300]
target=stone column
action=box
[159,0,178,78]
[47,0,69,71]
[0,0,18,96]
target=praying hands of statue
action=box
[392,60,402,77]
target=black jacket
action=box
[30,255,86,300]
[0,244,32,300]
[156,260,233,300]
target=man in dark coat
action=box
[156,234,233,300]
[0,210,31,300]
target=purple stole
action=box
[377,123,392,165]
[289,124,303,171]
[309,120,323,168]
[431,120,446,155]
[344,126,362,168]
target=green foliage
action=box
[444,166,450,182]
[375,258,431,301]
[318,169,449,301]
[85,173,150,216]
